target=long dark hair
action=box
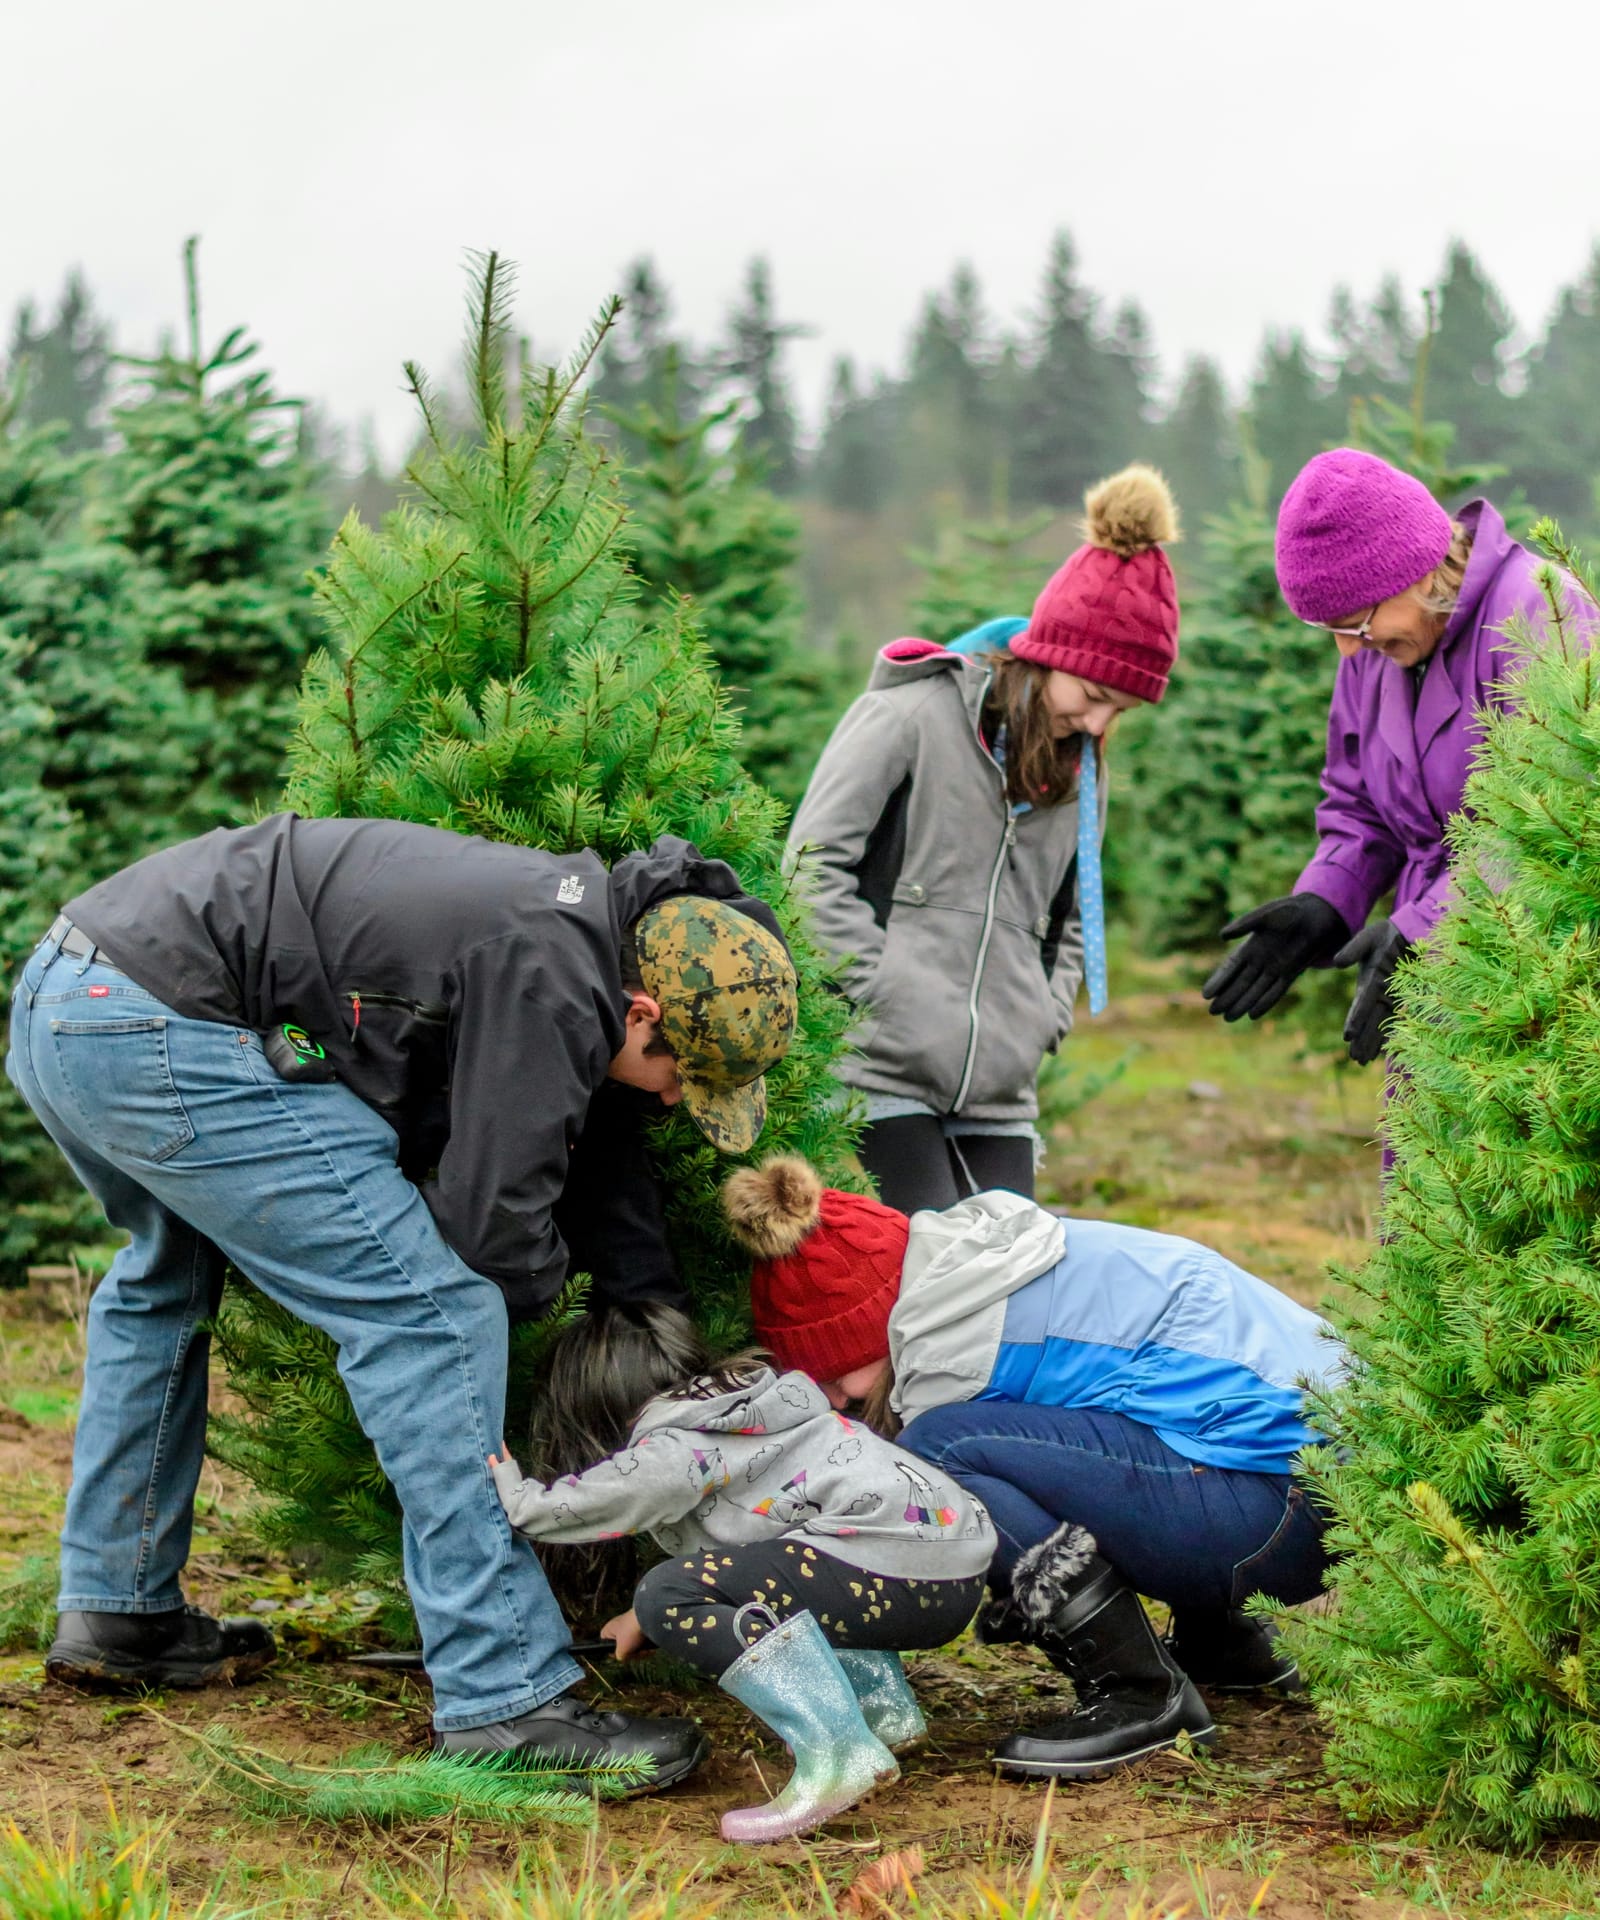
[527,1301,767,1477]
[982,652,1087,808]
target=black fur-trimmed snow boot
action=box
[1165,1607,1301,1693]
[991,1524,1216,1781]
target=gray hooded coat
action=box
[787,645,1101,1121]
[492,1367,995,1582]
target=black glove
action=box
[1201,894,1350,1022]
[1332,918,1411,1065]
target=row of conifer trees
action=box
[7,247,1600,1850]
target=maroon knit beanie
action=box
[722,1157,909,1381]
[1010,464,1181,704]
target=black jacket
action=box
[66,814,782,1318]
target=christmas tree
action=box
[1118,431,1334,959]
[1282,528,1600,1846]
[6,270,112,453]
[908,486,1055,646]
[87,238,326,837]
[209,255,860,1598]
[0,387,100,1278]
[607,347,844,808]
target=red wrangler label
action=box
[88,985,110,997]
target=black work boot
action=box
[991,1525,1216,1781]
[1165,1607,1302,1693]
[436,1692,707,1793]
[47,1605,277,1693]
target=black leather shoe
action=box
[1165,1608,1302,1693]
[47,1605,277,1693]
[437,1692,707,1792]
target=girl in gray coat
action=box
[789,465,1182,1213]
[491,1326,991,1843]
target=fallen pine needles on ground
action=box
[179,1719,647,1829]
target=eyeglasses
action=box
[1308,608,1378,644]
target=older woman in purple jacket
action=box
[1202,448,1567,1063]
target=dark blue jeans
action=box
[899,1402,1328,1613]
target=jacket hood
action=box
[866,641,989,714]
[889,1194,1066,1418]
[631,1365,828,1441]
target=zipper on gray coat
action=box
[953,673,1011,1113]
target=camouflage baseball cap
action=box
[634,896,798,1154]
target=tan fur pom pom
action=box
[1084,463,1180,557]
[721,1154,825,1258]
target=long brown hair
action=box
[982,652,1086,808]
[858,1362,901,1440]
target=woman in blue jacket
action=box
[723,1157,1340,1782]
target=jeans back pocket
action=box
[49,1017,196,1164]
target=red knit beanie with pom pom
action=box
[1010,462,1181,703]
[722,1156,909,1381]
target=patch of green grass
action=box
[0,1553,55,1653]
[7,1385,79,1427]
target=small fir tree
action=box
[7,270,112,453]
[0,389,158,1276]
[87,239,326,833]
[609,348,843,808]
[721,257,805,497]
[1282,529,1600,1846]
[908,493,1055,644]
[208,255,860,1596]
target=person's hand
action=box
[1332,919,1411,1065]
[1202,894,1350,1022]
[602,1608,651,1662]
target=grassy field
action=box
[5,954,1600,1917]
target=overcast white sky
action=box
[6,0,1596,461]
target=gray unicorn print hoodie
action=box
[492,1366,994,1581]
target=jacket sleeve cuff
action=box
[1389,890,1448,945]
[1292,858,1369,939]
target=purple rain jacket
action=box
[1296,500,1572,944]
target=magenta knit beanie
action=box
[1275,449,1453,625]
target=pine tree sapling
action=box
[609,349,844,807]
[90,237,326,836]
[909,502,1056,646]
[1284,535,1600,1845]
[210,255,861,1597]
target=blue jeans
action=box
[899,1401,1328,1613]
[6,935,582,1730]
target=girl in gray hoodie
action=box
[491,1339,991,1844]
[788,464,1181,1216]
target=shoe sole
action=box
[45,1646,278,1695]
[1188,1662,1303,1695]
[720,1764,900,1844]
[994,1722,1218,1782]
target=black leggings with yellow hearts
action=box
[631,1538,984,1678]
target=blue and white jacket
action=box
[887,1194,1347,1475]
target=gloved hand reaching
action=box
[1201,894,1350,1023]
[1332,918,1411,1065]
